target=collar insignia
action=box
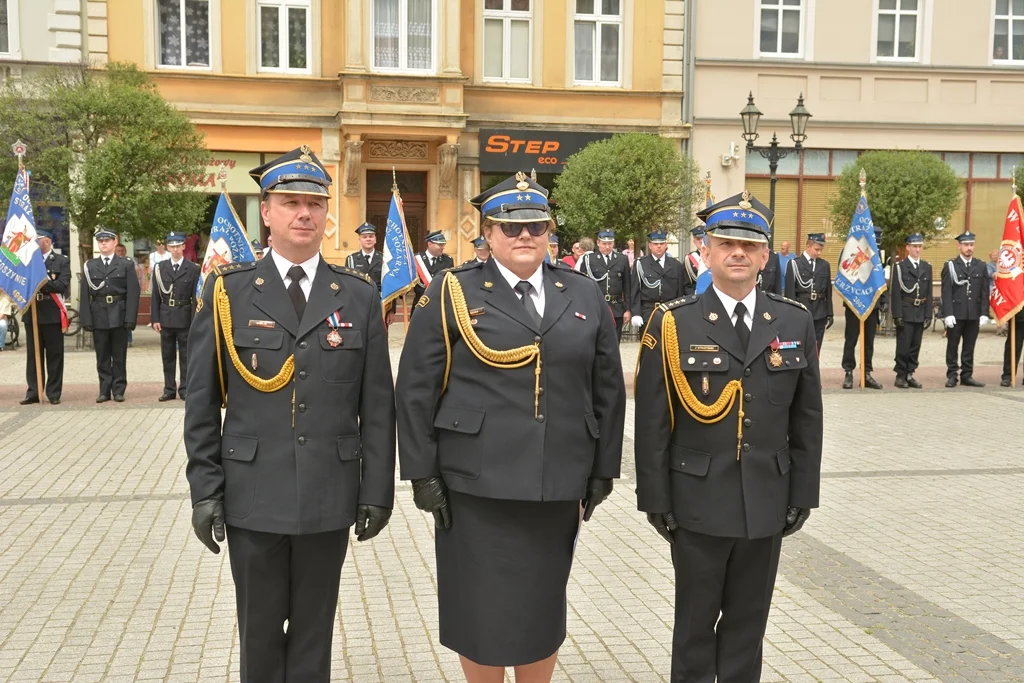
[330,282,340,291]
[708,312,719,321]
[254,277,264,286]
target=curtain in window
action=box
[407,0,433,70]
[897,12,916,58]
[289,7,307,69]
[575,21,594,81]
[184,0,210,67]
[483,18,504,78]
[509,19,529,79]
[158,0,183,65]
[599,23,618,81]
[0,0,9,53]
[374,0,399,68]
[261,5,279,68]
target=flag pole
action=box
[14,142,44,402]
[859,168,868,391]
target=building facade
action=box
[690,0,1024,269]
[105,0,688,264]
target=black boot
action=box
[961,377,985,388]
[895,375,909,389]
[842,372,853,389]
[864,373,882,390]
[907,375,922,389]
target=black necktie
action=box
[103,257,110,266]
[173,263,179,273]
[287,265,306,321]
[514,280,542,328]
[734,302,750,351]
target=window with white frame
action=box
[258,0,311,72]
[759,0,802,56]
[994,0,1024,61]
[158,0,211,68]
[574,0,621,85]
[876,0,919,59]
[483,0,532,82]
[0,0,10,54]
[373,0,434,72]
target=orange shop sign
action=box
[479,130,613,173]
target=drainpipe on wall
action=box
[681,0,696,158]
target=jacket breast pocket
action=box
[221,434,258,519]
[434,406,485,480]
[764,349,807,405]
[232,328,286,380]
[319,328,364,383]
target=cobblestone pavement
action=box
[1,336,1023,681]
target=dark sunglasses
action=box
[498,222,550,238]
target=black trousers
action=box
[813,317,827,350]
[227,526,349,683]
[92,327,128,397]
[894,321,924,377]
[24,322,64,401]
[160,327,189,395]
[613,316,623,339]
[841,307,878,372]
[670,528,782,683]
[1001,318,1024,382]
[945,319,980,380]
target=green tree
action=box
[552,132,704,248]
[829,150,962,257]
[0,62,209,260]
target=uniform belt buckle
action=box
[36,293,44,301]
[913,298,925,306]
[810,292,819,301]
[168,297,175,307]
[604,294,613,302]
[105,295,114,304]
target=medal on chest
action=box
[325,310,351,347]
[769,338,784,368]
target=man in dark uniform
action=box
[628,230,684,332]
[151,232,199,401]
[840,226,885,390]
[185,146,396,683]
[412,230,454,310]
[757,249,782,295]
[785,233,833,349]
[682,227,706,295]
[941,231,990,387]
[463,235,491,265]
[20,229,70,405]
[251,239,265,260]
[891,233,932,389]
[634,190,822,683]
[577,229,631,336]
[79,229,140,403]
[346,222,383,289]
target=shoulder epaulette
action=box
[452,260,484,273]
[328,263,374,286]
[551,261,589,278]
[214,261,257,277]
[658,295,699,312]
[767,291,808,311]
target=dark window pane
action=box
[260,6,279,68]
[995,19,1009,59]
[184,0,210,67]
[602,0,620,15]
[897,14,916,57]
[780,8,800,53]
[1015,0,1024,15]
[877,14,895,56]
[900,0,917,9]
[997,0,1009,14]
[484,0,503,9]
[600,22,619,81]
[760,9,779,53]
[288,7,306,69]
[1014,18,1024,60]
[577,0,594,14]
[879,0,897,8]
[158,0,183,66]
[0,0,9,53]
[575,21,594,80]
[511,0,530,10]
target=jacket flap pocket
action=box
[320,329,363,350]
[669,446,711,477]
[681,353,729,372]
[233,328,284,350]
[433,406,485,435]
[337,435,361,461]
[764,349,808,372]
[776,448,792,474]
[222,435,258,462]
[584,413,600,438]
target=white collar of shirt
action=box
[361,249,375,258]
[959,255,972,267]
[41,249,51,259]
[803,251,815,263]
[908,257,919,267]
[493,257,546,317]
[271,249,319,300]
[170,257,184,268]
[712,285,757,331]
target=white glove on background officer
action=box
[944,316,956,329]
[630,316,643,329]
[980,316,990,326]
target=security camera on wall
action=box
[721,142,740,167]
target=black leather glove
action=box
[192,496,225,554]
[825,316,834,330]
[782,506,811,537]
[412,476,451,529]
[923,318,931,329]
[125,323,136,331]
[646,511,679,543]
[354,504,392,542]
[893,317,904,328]
[582,478,613,522]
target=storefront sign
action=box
[175,152,264,194]
[479,130,614,173]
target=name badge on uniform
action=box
[575,312,587,320]
[248,320,276,329]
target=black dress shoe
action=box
[907,376,922,389]
[864,373,882,390]
[945,378,957,388]
[113,394,125,403]
[961,377,985,388]
[894,376,909,389]
[158,392,176,402]
[1001,378,1012,387]
[842,372,853,389]
[48,398,60,405]
[19,397,39,405]
[96,395,110,403]
[178,391,187,400]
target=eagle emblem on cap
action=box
[739,190,752,210]
[515,171,529,191]
[299,144,313,163]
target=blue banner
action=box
[380,188,416,309]
[833,194,887,319]
[196,191,255,299]
[695,268,712,295]
[0,169,48,312]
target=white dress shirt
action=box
[959,255,972,268]
[494,258,546,317]
[803,252,816,271]
[712,285,757,331]
[270,249,319,301]
[170,257,184,271]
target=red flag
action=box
[991,195,1024,324]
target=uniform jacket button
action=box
[228,448,235,455]
[299,341,308,349]
[537,414,545,423]
[299,371,307,380]
[298,436,306,445]
[744,393,753,402]
[742,443,750,452]
[534,335,542,344]
[744,368,751,377]
[453,420,459,428]
[253,337,260,344]
[538,387,544,396]
[743,418,752,428]
[298,403,306,412]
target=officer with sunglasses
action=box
[397,171,626,683]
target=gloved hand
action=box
[412,476,451,529]
[582,478,613,522]
[192,496,225,554]
[923,318,932,329]
[980,316,990,326]
[354,504,392,542]
[125,322,136,331]
[893,317,903,328]
[646,511,679,543]
[825,316,834,330]
[630,316,643,329]
[944,316,956,329]
[782,506,811,537]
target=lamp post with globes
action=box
[739,92,812,222]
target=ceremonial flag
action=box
[694,171,714,293]
[0,168,48,312]
[196,190,255,299]
[695,261,712,294]
[991,194,1024,324]
[380,183,416,310]
[833,192,887,318]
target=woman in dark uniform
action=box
[396,172,626,682]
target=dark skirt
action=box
[436,490,581,667]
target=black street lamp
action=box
[739,92,812,215]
